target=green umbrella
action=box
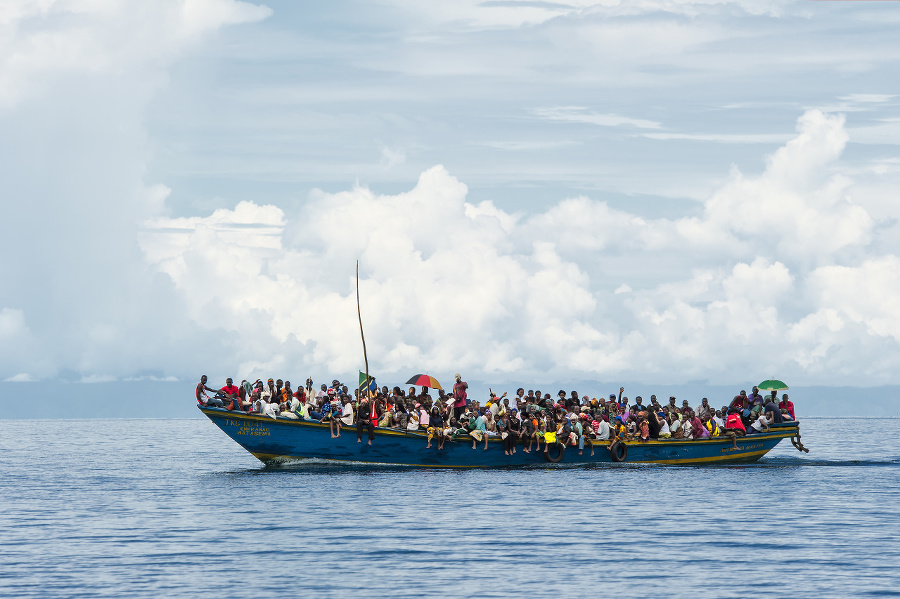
[758,379,788,391]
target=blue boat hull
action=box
[201,407,801,467]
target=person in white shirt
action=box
[340,398,355,427]
[713,410,725,430]
[594,417,611,441]
[658,415,671,439]
[748,413,771,434]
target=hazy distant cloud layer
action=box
[2,0,900,388]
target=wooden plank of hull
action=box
[200,407,798,468]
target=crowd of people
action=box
[196,374,796,453]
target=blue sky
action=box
[2,0,900,394]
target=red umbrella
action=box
[405,374,443,390]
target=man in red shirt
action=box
[779,394,795,420]
[730,390,749,411]
[723,409,746,449]
[452,373,468,421]
[220,378,241,410]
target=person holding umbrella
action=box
[758,379,792,419]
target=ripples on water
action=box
[1,418,898,598]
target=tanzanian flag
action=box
[358,371,376,393]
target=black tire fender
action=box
[610,441,628,462]
[544,441,565,463]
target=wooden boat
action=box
[200,406,806,467]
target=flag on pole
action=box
[358,371,376,393]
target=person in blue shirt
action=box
[470,411,488,450]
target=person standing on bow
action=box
[452,373,468,421]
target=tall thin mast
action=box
[356,261,369,400]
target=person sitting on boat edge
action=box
[521,411,537,453]
[611,416,626,446]
[779,394,795,420]
[763,397,783,424]
[637,414,650,443]
[196,375,222,407]
[704,412,720,437]
[319,390,336,420]
[426,406,446,449]
[469,410,488,450]
[356,396,374,445]
[326,394,344,438]
[577,413,595,455]
[542,413,558,456]
[507,408,521,454]
[656,412,671,439]
[483,410,498,439]
[645,410,662,440]
[746,407,772,435]
[496,411,512,455]
[721,409,745,447]
[220,378,242,411]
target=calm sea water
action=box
[1,418,898,598]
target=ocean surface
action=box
[1,417,898,598]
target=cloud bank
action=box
[133,109,900,386]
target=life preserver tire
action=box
[544,442,565,463]
[610,441,628,462]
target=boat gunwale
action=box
[199,405,800,448]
